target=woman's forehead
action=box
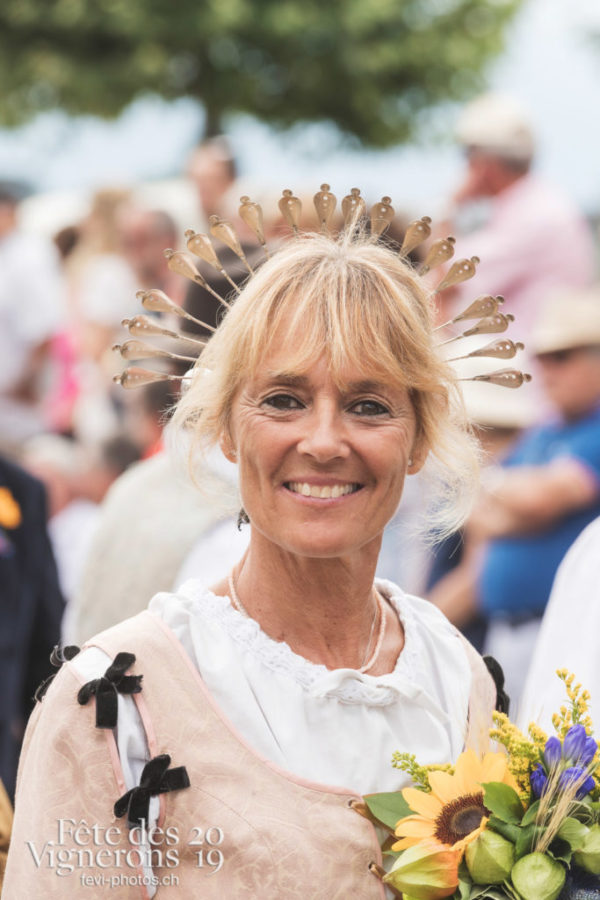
[247,346,407,396]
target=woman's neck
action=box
[213,528,404,673]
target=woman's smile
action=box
[283,480,364,500]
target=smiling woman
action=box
[5,197,510,899]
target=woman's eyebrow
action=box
[264,373,310,388]
[344,379,387,393]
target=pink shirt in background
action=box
[450,173,597,418]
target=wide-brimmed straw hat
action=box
[530,289,600,355]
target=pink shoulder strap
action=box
[457,632,497,752]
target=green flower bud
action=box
[383,840,459,900]
[465,830,515,884]
[511,852,566,900]
[573,823,600,875]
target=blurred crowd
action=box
[2,93,600,800]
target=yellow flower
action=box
[393,749,520,857]
[0,487,21,529]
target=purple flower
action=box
[564,725,588,764]
[543,736,562,769]
[531,764,549,798]
[559,766,596,800]
[580,735,598,767]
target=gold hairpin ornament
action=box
[208,215,253,274]
[113,339,199,364]
[112,366,187,390]
[400,216,432,256]
[433,256,480,293]
[137,289,218,334]
[418,237,456,276]
[163,250,232,309]
[435,295,504,331]
[341,188,366,226]
[313,183,337,234]
[459,369,532,389]
[438,313,515,346]
[122,315,209,347]
[113,186,531,393]
[447,338,525,364]
[238,196,270,257]
[370,196,395,238]
[184,230,241,293]
[278,189,302,234]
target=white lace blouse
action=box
[74,578,472,795]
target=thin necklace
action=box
[227,571,387,674]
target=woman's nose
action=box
[296,406,350,462]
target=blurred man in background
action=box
[0,182,65,453]
[187,135,237,223]
[119,206,183,302]
[0,454,63,797]
[468,289,600,706]
[440,93,596,414]
[184,136,264,334]
[426,382,534,653]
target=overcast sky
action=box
[2,0,600,218]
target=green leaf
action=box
[457,875,472,900]
[569,799,596,825]
[557,817,589,851]
[483,783,524,825]
[487,816,520,844]
[548,836,572,865]
[364,791,414,831]
[501,880,524,900]
[469,887,510,900]
[521,800,541,826]
[514,824,536,860]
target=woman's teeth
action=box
[287,482,359,498]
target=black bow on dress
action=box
[35,644,81,702]
[483,654,510,715]
[114,754,191,828]
[77,651,143,728]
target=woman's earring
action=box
[408,458,414,467]
[237,508,250,530]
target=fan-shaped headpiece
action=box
[113,186,531,393]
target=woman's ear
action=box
[407,435,428,475]
[219,431,237,464]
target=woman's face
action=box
[224,339,427,560]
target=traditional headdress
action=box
[112,185,531,392]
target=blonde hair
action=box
[171,228,480,537]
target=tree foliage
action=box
[0,0,522,146]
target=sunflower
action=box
[392,749,520,857]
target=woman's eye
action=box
[263,393,303,411]
[351,399,390,416]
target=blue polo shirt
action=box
[479,406,600,619]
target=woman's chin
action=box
[260,526,380,561]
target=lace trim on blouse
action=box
[153,579,424,708]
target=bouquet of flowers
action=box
[361,671,600,900]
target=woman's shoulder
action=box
[376,578,463,641]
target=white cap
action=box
[456,93,535,162]
[531,289,600,355]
